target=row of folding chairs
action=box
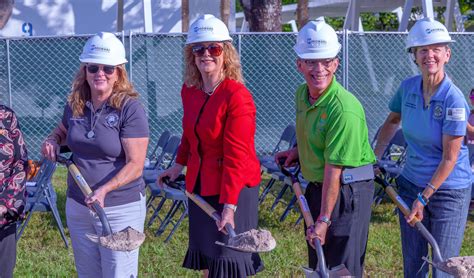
[257,124,307,225]
[257,124,410,227]
[17,158,68,248]
[144,131,188,242]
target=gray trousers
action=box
[304,180,374,278]
[66,194,146,278]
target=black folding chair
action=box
[17,159,68,248]
[145,130,171,170]
[373,128,407,205]
[259,124,296,204]
[145,135,182,228]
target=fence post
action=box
[129,31,133,83]
[238,33,242,58]
[343,29,349,90]
[6,39,12,108]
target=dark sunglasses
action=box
[86,64,116,75]
[191,44,223,57]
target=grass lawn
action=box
[15,167,474,277]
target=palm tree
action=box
[239,0,282,31]
[182,0,189,32]
[0,0,14,29]
[296,0,309,29]
[221,0,231,27]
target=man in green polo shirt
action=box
[276,18,376,277]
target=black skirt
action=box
[182,183,264,278]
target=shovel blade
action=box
[302,264,352,278]
[85,226,145,252]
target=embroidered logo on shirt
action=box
[433,104,443,119]
[446,108,465,121]
[105,113,119,127]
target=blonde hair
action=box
[68,64,138,117]
[184,41,244,88]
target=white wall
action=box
[0,0,235,37]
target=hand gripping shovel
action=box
[278,160,351,278]
[57,155,145,251]
[162,176,276,253]
[375,167,474,278]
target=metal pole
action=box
[6,39,12,108]
[129,31,133,83]
[238,33,241,59]
[343,29,349,89]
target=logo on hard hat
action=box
[306,38,327,47]
[90,44,111,53]
[425,28,444,34]
[194,26,213,33]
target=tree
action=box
[0,0,14,30]
[182,0,189,32]
[296,0,308,28]
[239,0,282,31]
[221,0,231,27]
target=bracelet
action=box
[417,192,429,206]
[426,182,436,192]
[316,216,332,226]
[224,204,237,212]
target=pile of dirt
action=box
[434,256,474,278]
[86,226,146,252]
[228,228,276,252]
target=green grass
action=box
[15,167,474,277]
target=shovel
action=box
[278,160,351,278]
[162,176,276,253]
[375,168,474,278]
[57,155,145,252]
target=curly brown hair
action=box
[68,64,138,117]
[184,41,244,88]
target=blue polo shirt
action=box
[62,98,149,207]
[389,74,472,189]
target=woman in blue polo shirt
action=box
[41,32,149,277]
[374,18,472,278]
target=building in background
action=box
[0,0,236,37]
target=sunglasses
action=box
[86,64,116,75]
[303,59,335,69]
[191,44,223,57]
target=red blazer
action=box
[175,79,261,205]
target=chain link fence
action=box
[0,32,472,160]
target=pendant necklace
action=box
[203,77,224,96]
[87,102,106,139]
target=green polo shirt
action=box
[295,78,376,182]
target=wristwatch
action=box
[224,204,237,212]
[317,216,331,226]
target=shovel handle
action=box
[374,176,444,263]
[184,191,237,237]
[375,176,420,225]
[57,155,113,236]
[63,161,93,196]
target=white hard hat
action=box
[79,32,127,66]
[185,14,232,45]
[293,17,341,59]
[406,17,455,52]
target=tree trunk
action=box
[0,0,14,30]
[182,0,189,32]
[296,0,309,29]
[239,0,282,32]
[221,0,231,27]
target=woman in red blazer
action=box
[158,14,262,278]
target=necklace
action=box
[87,102,107,139]
[202,78,224,96]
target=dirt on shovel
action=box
[424,256,474,278]
[222,228,276,252]
[86,226,146,252]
